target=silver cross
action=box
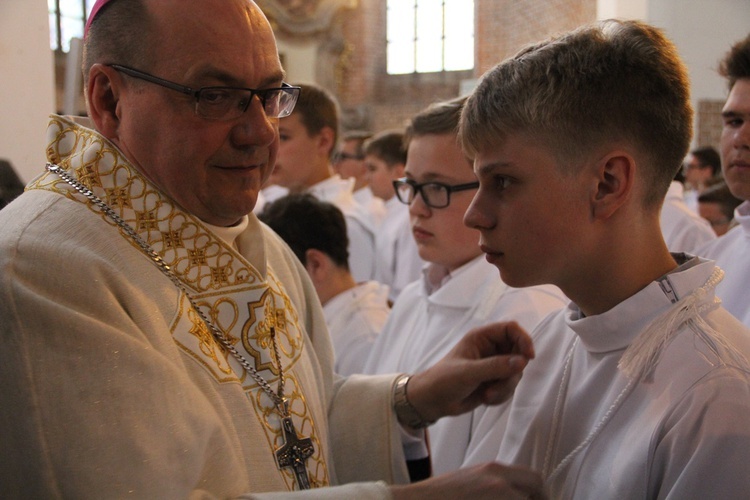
[275,415,315,490]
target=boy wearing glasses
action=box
[363,97,567,475]
[333,130,386,229]
[459,20,750,497]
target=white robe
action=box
[363,256,568,475]
[353,186,387,229]
[0,115,409,499]
[660,181,716,252]
[308,175,378,282]
[373,197,424,303]
[323,281,391,376]
[696,201,750,327]
[464,256,750,499]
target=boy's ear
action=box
[303,248,330,280]
[317,126,336,159]
[590,152,635,220]
[86,63,123,140]
[390,162,406,178]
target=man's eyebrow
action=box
[195,67,286,88]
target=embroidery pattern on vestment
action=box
[32,115,330,488]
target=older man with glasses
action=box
[0,0,548,498]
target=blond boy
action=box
[460,20,750,498]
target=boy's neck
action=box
[318,268,358,306]
[565,227,678,317]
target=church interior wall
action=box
[3,0,749,184]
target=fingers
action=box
[478,372,523,405]
[493,463,547,499]
[392,462,547,500]
[407,321,536,421]
[464,321,535,360]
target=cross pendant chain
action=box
[275,413,315,490]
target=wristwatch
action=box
[392,374,435,429]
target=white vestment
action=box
[464,256,750,499]
[323,280,391,376]
[308,175,377,282]
[696,201,750,327]
[373,197,424,303]
[363,256,568,475]
[0,115,410,499]
[353,186,387,229]
[660,181,716,252]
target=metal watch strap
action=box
[393,374,434,429]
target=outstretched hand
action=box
[391,462,547,500]
[406,321,534,423]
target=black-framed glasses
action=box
[108,64,301,121]
[393,177,479,209]
[333,151,365,163]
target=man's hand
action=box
[390,462,547,500]
[406,321,534,423]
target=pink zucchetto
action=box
[84,0,116,39]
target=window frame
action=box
[49,0,95,52]
[385,0,475,75]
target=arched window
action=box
[387,0,474,75]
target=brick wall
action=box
[336,0,597,134]
[476,0,596,75]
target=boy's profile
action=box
[459,19,750,498]
[364,96,567,475]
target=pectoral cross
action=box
[275,415,315,490]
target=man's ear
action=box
[86,63,123,140]
[590,151,635,220]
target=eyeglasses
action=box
[333,152,365,163]
[108,64,301,121]
[393,177,479,209]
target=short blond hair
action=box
[460,20,693,208]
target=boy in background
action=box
[696,33,750,327]
[270,83,377,282]
[260,194,390,376]
[363,130,424,302]
[334,130,386,228]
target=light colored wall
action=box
[276,38,317,84]
[596,0,750,148]
[0,2,56,183]
[597,0,648,19]
[647,0,750,147]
